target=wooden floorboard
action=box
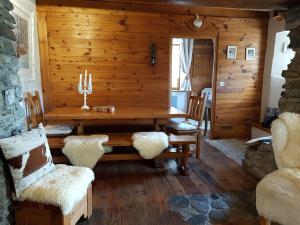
[77,139,258,225]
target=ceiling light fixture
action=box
[193,14,203,29]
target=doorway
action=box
[170,37,216,139]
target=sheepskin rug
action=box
[132,132,169,159]
[271,112,300,169]
[62,135,108,169]
[256,168,300,225]
[19,164,94,215]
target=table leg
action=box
[77,122,84,135]
[181,144,190,176]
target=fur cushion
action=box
[271,112,300,169]
[169,119,198,131]
[44,124,74,135]
[19,164,94,215]
[62,135,108,169]
[132,132,169,159]
[256,168,300,225]
[0,124,55,198]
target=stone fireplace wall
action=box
[279,7,300,113]
[0,0,25,224]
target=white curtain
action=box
[180,38,194,91]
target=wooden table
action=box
[44,107,187,134]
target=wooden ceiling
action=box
[97,0,298,10]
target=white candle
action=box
[88,74,92,90]
[84,70,87,88]
[78,73,82,89]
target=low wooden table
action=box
[44,106,187,134]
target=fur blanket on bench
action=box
[62,135,108,169]
[132,132,169,159]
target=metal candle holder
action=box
[78,70,93,110]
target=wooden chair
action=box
[165,94,206,159]
[25,91,74,136]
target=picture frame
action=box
[246,47,256,61]
[227,46,237,59]
[11,0,35,81]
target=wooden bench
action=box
[48,133,196,175]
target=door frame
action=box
[169,35,219,140]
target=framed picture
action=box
[227,46,237,59]
[11,0,35,81]
[246,47,256,61]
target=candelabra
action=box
[78,70,93,110]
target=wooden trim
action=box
[37,11,52,113]
[36,0,269,18]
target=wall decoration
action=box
[246,47,256,61]
[11,0,35,81]
[227,46,237,59]
[150,43,157,66]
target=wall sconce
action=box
[193,14,203,29]
[150,43,157,66]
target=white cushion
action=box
[19,164,94,215]
[256,168,300,225]
[0,124,55,198]
[169,118,198,131]
[45,124,74,135]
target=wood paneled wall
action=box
[38,8,170,110]
[37,2,268,138]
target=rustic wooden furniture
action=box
[49,133,196,175]
[14,185,92,225]
[44,107,187,135]
[25,91,74,135]
[166,95,206,159]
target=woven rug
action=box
[204,138,247,165]
[169,191,259,225]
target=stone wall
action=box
[279,7,300,113]
[0,0,25,224]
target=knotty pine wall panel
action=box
[40,9,170,109]
[38,3,268,138]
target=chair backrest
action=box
[25,91,44,130]
[187,94,206,127]
[271,112,300,169]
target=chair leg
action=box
[196,133,201,159]
[260,217,271,225]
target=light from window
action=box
[171,44,181,90]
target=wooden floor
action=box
[78,139,258,225]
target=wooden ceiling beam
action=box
[37,0,269,18]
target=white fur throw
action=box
[256,168,300,225]
[62,135,108,169]
[0,124,55,198]
[19,164,94,215]
[132,132,169,159]
[271,112,300,169]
